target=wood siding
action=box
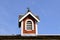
[23,15,36,34]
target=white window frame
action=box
[25,19,34,31]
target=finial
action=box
[27,8,31,12]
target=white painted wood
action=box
[21,34,37,36]
[36,22,38,35]
[21,21,23,36]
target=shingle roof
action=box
[19,15,40,20]
[19,15,24,20]
[19,8,40,22]
[0,35,60,39]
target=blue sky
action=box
[0,0,60,35]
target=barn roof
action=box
[19,15,40,21]
[0,34,60,40]
[19,9,40,22]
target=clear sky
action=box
[0,0,60,35]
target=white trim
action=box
[22,34,60,36]
[25,19,34,31]
[21,21,23,36]
[21,34,37,36]
[19,12,40,22]
[36,22,38,35]
[37,34,60,36]
[1,34,60,36]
